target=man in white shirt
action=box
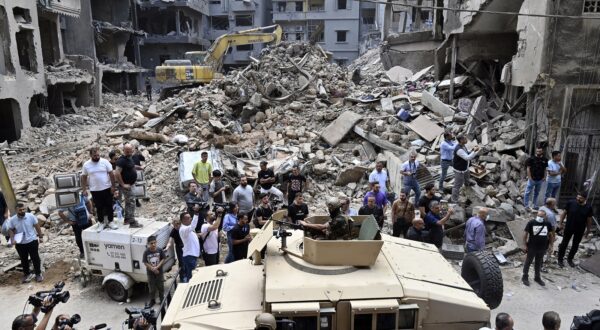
[546,151,566,201]
[81,147,117,231]
[201,208,223,266]
[369,161,389,194]
[451,136,480,203]
[178,211,200,283]
[401,151,421,206]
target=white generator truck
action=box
[80,218,175,301]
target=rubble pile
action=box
[2,42,598,278]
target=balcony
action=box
[142,33,211,47]
[229,0,256,12]
[136,0,209,15]
[273,11,306,21]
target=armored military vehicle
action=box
[160,215,503,329]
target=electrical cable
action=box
[366,0,600,20]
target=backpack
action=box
[572,310,600,330]
[69,196,89,227]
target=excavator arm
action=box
[203,24,282,72]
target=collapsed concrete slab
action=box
[320,111,363,147]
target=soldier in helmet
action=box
[254,313,276,330]
[299,197,349,240]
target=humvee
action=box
[161,215,503,329]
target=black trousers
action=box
[15,240,41,276]
[558,226,585,261]
[72,223,91,254]
[91,188,113,223]
[523,247,545,279]
[393,219,410,237]
[203,253,218,266]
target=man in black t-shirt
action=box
[166,219,184,282]
[523,146,548,210]
[230,214,252,261]
[143,235,166,306]
[287,193,309,224]
[256,161,284,202]
[418,183,441,216]
[359,196,384,228]
[254,193,273,229]
[522,210,553,286]
[286,165,307,206]
[115,144,142,228]
[557,192,594,267]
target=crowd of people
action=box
[1,139,596,329]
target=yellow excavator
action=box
[155,24,282,99]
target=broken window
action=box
[211,16,229,30]
[295,2,303,11]
[308,0,324,11]
[39,16,60,65]
[0,98,22,142]
[337,0,347,10]
[336,30,347,42]
[236,44,253,51]
[13,7,31,24]
[308,20,324,42]
[235,15,253,26]
[210,0,221,4]
[277,2,286,12]
[584,0,600,13]
[15,29,38,72]
[0,6,14,75]
[296,33,303,41]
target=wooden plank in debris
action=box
[353,126,407,154]
[320,111,363,147]
[580,252,600,277]
[437,76,469,89]
[409,65,433,82]
[421,91,454,117]
[144,107,178,129]
[506,217,529,251]
[405,115,444,142]
[106,130,131,137]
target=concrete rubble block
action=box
[255,112,266,123]
[457,98,473,113]
[288,101,303,112]
[405,115,444,142]
[448,204,465,225]
[385,66,413,84]
[464,185,487,204]
[334,166,367,186]
[425,154,440,165]
[315,150,326,163]
[479,155,500,163]
[504,180,520,198]
[313,163,329,176]
[506,216,530,252]
[242,123,252,133]
[249,93,262,108]
[495,237,520,256]
[320,111,363,147]
[380,97,394,113]
[200,110,210,120]
[494,139,526,152]
[421,90,454,117]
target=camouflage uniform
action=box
[326,214,349,240]
[122,187,136,223]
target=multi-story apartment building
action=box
[272,0,381,65]
[207,0,272,66]
[136,0,211,70]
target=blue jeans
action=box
[524,179,544,208]
[439,160,452,190]
[545,181,561,200]
[403,176,421,207]
[224,231,234,264]
[181,255,197,283]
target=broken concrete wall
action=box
[90,0,130,25]
[0,0,47,142]
[443,0,523,35]
[38,11,63,65]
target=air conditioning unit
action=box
[54,173,82,208]
[54,173,80,189]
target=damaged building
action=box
[382,0,600,210]
[38,0,95,117]
[136,0,210,69]
[89,0,146,94]
[0,0,46,143]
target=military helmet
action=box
[326,197,341,210]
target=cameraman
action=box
[12,297,54,330]
[132,316,153,330]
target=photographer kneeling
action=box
[12,297,55,330]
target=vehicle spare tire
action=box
[461,250,503,309]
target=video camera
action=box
[57,314,80,330]
[212,202,230,214]
[28,281,70,313]
[125,306,157,329]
